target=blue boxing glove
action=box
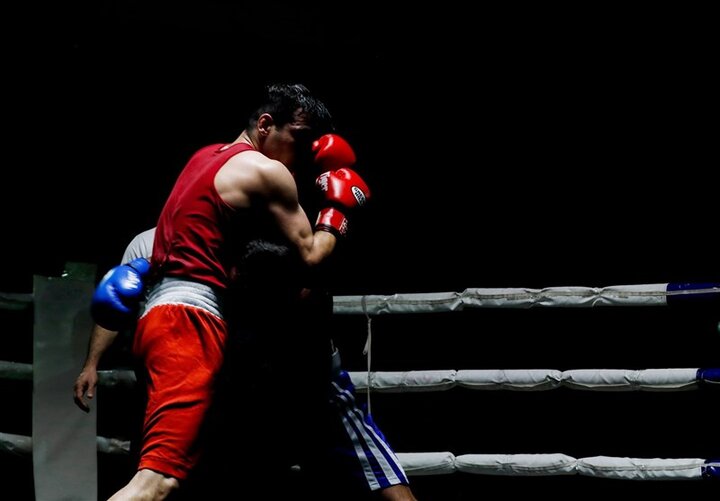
[91,257,151,331]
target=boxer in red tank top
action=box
[94,84,413,501]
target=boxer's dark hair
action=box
[236,239,304,294]
[247,83,334,135]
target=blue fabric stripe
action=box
[334,380,390,488]
[331,371,408,489]
[702,458,720,480]
[333,379,396,488]
[335,391,382,489]
[666,282,720,305]
[697,367,720,383]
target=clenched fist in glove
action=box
[312,133,357,171]
[91,257,150,331]
[315,167,371,237]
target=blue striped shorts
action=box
[323,353,409,492]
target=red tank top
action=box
[152,142,256,289]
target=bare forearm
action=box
[303,230,337,267]
[82,324,119,369]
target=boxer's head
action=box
[247,83,334,172]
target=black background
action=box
[2,2,718,499]
[4,1,717,292]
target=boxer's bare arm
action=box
[215,152,337,267]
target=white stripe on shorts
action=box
[331,379,404,489]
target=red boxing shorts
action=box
[132,279,227,480]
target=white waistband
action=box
[143,278,223,320]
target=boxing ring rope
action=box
[4,362,719,392]
[0,291,33,311]
[3,362,719,480]
[1,269,718,500]
[333,283,720,314]
[349,368,720,392]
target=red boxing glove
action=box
[312,134,357,171]
[315,167,371,237]
[315,207,350,238]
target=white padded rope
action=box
[2,276,718,486]
[0,432,130,458]
[333,283,720,314]
[2,432,713,481]
[348,368,709,392]
[398,453,712,480]
[2,366,713,392]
